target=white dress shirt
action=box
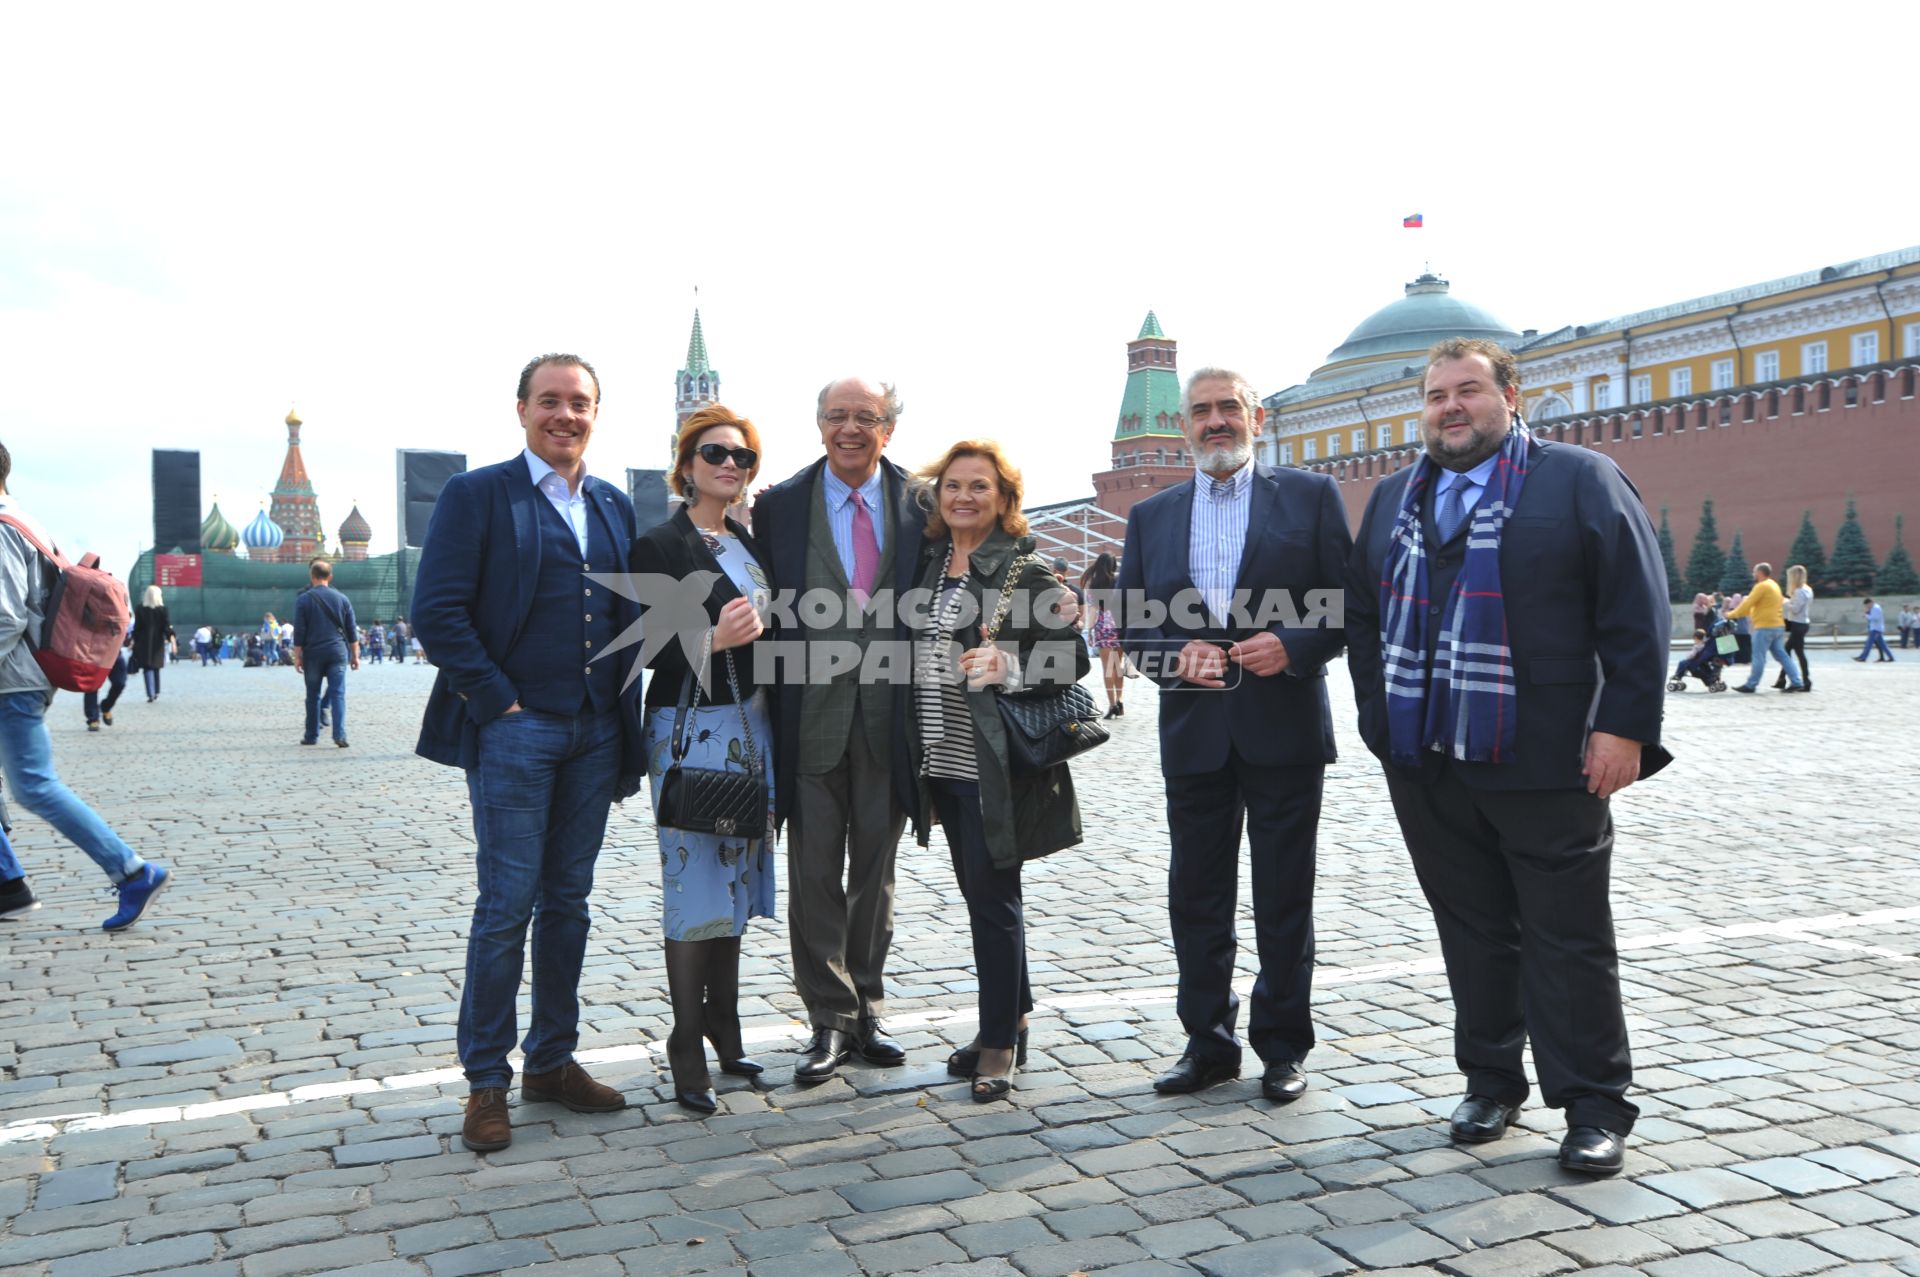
[523,448,590,556]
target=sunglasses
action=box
[696,443,757,469]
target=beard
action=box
[1195,436,1252,475]
[1424,415,1509,471]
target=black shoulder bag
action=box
[982,553,1109,776]
[654,631,767,838]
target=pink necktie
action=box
[850,490,880,604]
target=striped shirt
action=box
[821,467,887,584]
[1189,463,1253,625]
[914,576,979,781]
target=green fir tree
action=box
[1718,530,1750,594]
[1684,497,1726,597]
[1657,505,1684,602]
[1785,510,1828,590]
[1876,515,1920,595]
[1826,496,1878,595]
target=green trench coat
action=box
[908,529,1092,869]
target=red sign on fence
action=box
[155,554,203,587]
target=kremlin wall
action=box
[133,252,1920,632]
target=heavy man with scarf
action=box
[1117,368,1352,1105]
[1345,338,1671,1176]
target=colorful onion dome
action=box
[201,499,240,551]
[338,503,373,546]
[242,505,285,551]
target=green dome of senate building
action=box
[1311,273,1519,382]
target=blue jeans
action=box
[458,706,621,1090]
[1743,627,1799,689]
[0,691,142,883]
[303,657,347,742]
[1860,631,1893,659]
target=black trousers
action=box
[1782,621,1810,685]
[1165,751,1322,1066]
[83,653,128,723]
[930,779,1031,1048]
[1383,760,1637,1133]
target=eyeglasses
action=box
[696,443,757,469]
[821,410,891,430]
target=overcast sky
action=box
[4,1,1911,567]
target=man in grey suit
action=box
[752,377,927,1081]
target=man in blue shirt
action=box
[293,559,359,747]
[1855,598,1894,662]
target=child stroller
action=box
[1668,620,1734,692]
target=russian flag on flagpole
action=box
[1403,213,1423,228]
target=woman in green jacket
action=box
[908,439,1090,1101]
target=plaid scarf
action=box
[1379,425,1532,766]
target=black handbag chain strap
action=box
[669,627,761,778]
[981,550,1045,645]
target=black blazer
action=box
[628,504,774,710]
[1115,464,1353,777]
[1345,438,1673,791]
[749,455,928,830]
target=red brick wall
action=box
[1093,464,1193,519]
[1308,365,1920,575]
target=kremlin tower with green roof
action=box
[1093,310,1194,518]
[672,309,720,461]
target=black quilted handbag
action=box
[982,552,1111,777]
[995,682,1109,776]
[654,641,766,839]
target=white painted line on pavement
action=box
[2,903,1913,1146]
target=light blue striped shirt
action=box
[821,467,886,584]
[1433,451,1498,538]
[1189,463,1253,625]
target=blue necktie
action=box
[1437,478,1467,543]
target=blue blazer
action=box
[1344,439,1672,790]
[412,455,642,778]
[1117,464,1352,777]
[749,455,926,830]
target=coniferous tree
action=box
[1876,515,1920,595]
[1657,505,1684,602]
[1718,530,1750,594]
[1685,497,1726,597]
[1785,510,1828,590]
[1826,496,1878,595]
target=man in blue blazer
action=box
[413,354,642,1153]
[1345,338,1671,1176]
[1118,367,1352,1104]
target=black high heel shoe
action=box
[1102,704,1117,719]
[665,1030,717,1114]
[947,1027,1028,1077]
[708,1018,764,1078]
[971,1055,1018,1103]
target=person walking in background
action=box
[1082,552,1125,719]
[131,586,170,702]
[1690,592,1714,639]
[751,375,927,1083]
[294,558,359,747]
[84,643,128,731]
[193,623,213,666]
[1722,592,1752,665]
[908,440,1088,1101]
[260,613,280,666]
[1897,603,1915,650]
[1856,599,1894,662]
[0,440,172,930]
[413,354,642,1153]
[368,621,385,664]
[1728,563,1802,693]
[631,404,778,1113]
[1775,564,1814,692]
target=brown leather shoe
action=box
[520,1061,628,1113]
[461,1088,511,1152]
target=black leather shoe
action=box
[1449,1095,1522,1144]
[794,1027,852,1083]
[1558,1125,1626,1175]
[718,1055,764,1077]
[1152,1054,1239,1094]
[1260,1061,1308,1104]
[947,1027,1029,1077]
[856,1017,906,1066]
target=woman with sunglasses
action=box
[629,405,778,1113]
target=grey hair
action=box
[142,585,164,608]
[816,377,904,426]
[1181,367,1260,418]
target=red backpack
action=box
[0,514,132,693]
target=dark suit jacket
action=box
[628,504,774,710]
[1116,464,1352,778]
[749,455,927,829]
[412,455,641,775]
[1345,438,1672,791]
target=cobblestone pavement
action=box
[2,651,1917,1277]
